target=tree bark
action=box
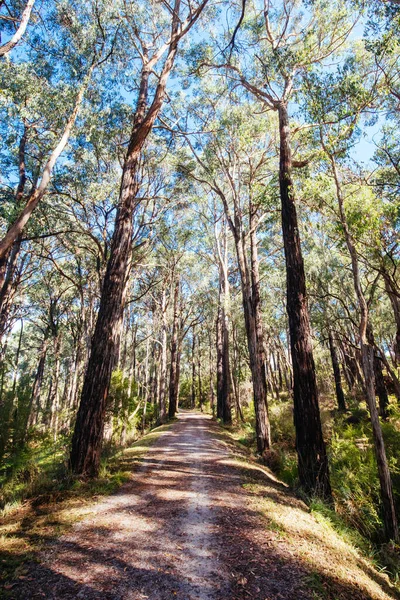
[231,214,271,453]
[159,288,168,423]
[70,142,141,475]
[168,279,180,419]
[215,222,232,424]
[328,330,346,411]
[216,310,224,419]
[208,328,215,413]
[367,324,389,419]
[279,102,331,501]
[197,342,204,412]
[27,336,48,428]
[191,329,196,409]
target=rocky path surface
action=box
[12,412,399,600]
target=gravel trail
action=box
[11,411,398,600]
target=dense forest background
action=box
[1,0,400,581]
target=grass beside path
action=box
[0,422,172,591]
[217,421,400,600]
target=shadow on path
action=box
[4,412,399,600]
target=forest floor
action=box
[1,411,400,600]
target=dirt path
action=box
[11,412,399,600]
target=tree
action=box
[0,1,114,261]
[0,0,35,57]
[198,0,359,499]
[215,216,232,424]
[327,148,399,541]
[178,105,272,453]
[70,0,210,476]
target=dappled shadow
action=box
[4,411,399,600]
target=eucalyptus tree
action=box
[301,47,399,538]
[368,45,400,365]
[215,214,233,424]
[70,0,211,476]
[0,0,120,359]
[177,104,273,452]
[199,0,362,499]
[189,190,232,422]
[0,0,35,57]
[326,162,398,540]
[0,0,118,263]
[168,277,181,418]
[362,1,400,364]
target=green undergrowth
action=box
[0,422,171,588]
[223,395,400,585]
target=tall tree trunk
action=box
[232,323,244,421]
[330,153,398,541]
[208,329,215,413]
[383,275,400,365]
[168,280,180,419]
[176,337,182,412]
[50,335,62,440]
[27,337,48,428]
[328,330,346,411]
[69,0,208,476]
[216,309,224,419]
[215,223,233,424]
[191,329,196,409]
[249,216,269,427]
[70,146,139,475]
[234,229,271,453]
[221,310,232,423]
[197,343,204,412]
[155,345,162,411]
[367,324,389,419]
[279,102,331,500]
[159,288,168,423]
[0,236,22,345]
